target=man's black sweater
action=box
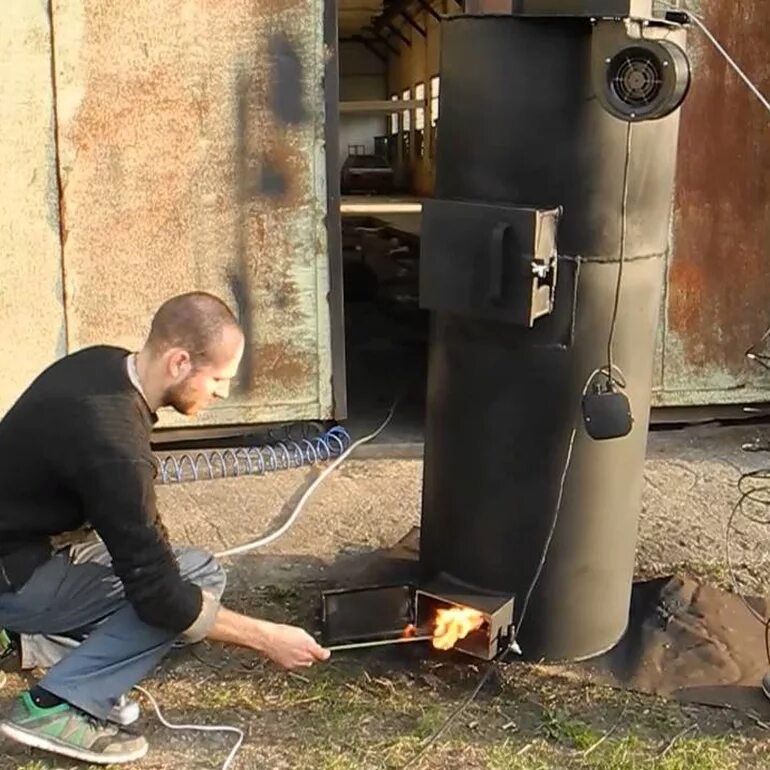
[0,346,203,634]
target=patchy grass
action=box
[0,585,767,770]
[537,706,603,750]
[16,763,53,770]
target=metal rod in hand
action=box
[328,635,433,652]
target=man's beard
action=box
[163,378,200,416]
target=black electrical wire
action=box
[403,426,770,769]
[401,426,578,769]
[606,121,633,391]
[669,0,770,663]
[746,326,770,372]
[725,467,770,667]
[402,658,498,767]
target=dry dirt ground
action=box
[2,423,770,769]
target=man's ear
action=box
[167,348,192,381]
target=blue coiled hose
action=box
[154,426,351,484]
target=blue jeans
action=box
[0,537,226,720]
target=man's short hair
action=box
[146,292,241,365]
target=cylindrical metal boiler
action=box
[418,13,689,661]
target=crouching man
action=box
[0,292,329,764]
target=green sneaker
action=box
[0,692,148,765]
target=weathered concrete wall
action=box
[658,0,770,406]
[0,2,66,411]
[0,1,335,426]
[52,0,334,427]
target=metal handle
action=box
[327,635,433,652]
[488,222,510,304]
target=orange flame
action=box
[432,606,485,650]
[402,623,417,639]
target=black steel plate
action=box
[320,584,416,645]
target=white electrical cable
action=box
[134,408,397,769]
[214,405,397,559]
[658,1,770,118]
[133,685,244,770]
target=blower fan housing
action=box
[594,38,690,122]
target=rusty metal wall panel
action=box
[656,1,770,407]
[52,0,334,428]
[0,2,67,417]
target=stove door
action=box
[419,200,560,328]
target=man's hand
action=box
[206,606,330,669]
[261,623,330,669]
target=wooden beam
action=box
[386,21,411,46]
[400,9,427,36]
[351,35,388,62]
[415,0,443,21]
[362,26,400,55]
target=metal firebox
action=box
[416,581,515,661]
[320,582,515,661]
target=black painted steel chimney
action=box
[418,7,690,661]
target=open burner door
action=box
[419,200,560,328]
[320,585,415,647]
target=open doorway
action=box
[336,0,459,445]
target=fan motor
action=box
[597,39,691,122]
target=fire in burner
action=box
[432,607,485,650]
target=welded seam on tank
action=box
[559,252,667,265]
[568,258,581,347]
